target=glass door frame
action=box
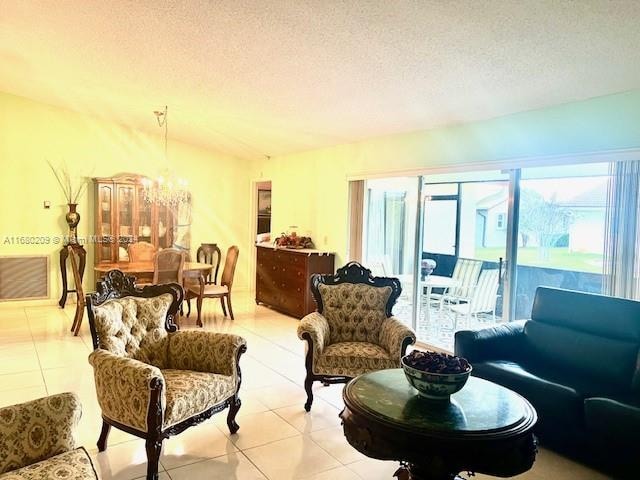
[400,172,519,334]
[502,169,520,323]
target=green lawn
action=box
[474,247,603,274]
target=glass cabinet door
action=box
[137,187,152,244]
[98,184,113,262]
[157,204,172,249]
[117,185,135,261]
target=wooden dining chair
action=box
[128,241,157,262]
[197,243,222,284]
[153,248,186,285]
[190,246,239,326]
[185,243,222,317]
[68,245,85,336]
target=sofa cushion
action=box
[319,283,391,344]
[524,320,639,391]
[162,370,235,428]
[584,396,640,440]
[472,360,585,425]
[315,341,397,378]
[0,448,97,479]
[531,287,640,341]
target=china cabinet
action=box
[93,174,174,264]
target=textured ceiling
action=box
[1,0,640,159]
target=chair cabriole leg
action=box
[145,438,163,480]
[220,296,228,317]
[227,293,234,320]
[227,396,241,434]
[304,374,314,411]
[97,420,111,452]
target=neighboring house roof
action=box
[475,182,608,211]
[476,191,507,210]
[556,184,607,208]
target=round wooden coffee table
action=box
[340,369,537,480]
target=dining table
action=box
[94,261,213,284]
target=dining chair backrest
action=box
[196,243,222,284]
[153,248,185,285]
[469,269,500,314]
[220,246,239,290]
[128,241,157,262]
[449,258,482,299]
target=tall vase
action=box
[65,203,80,245]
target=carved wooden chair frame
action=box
[302,262,413,410]
[86,270,247,480]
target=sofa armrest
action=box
[88,349,164,432]
[454,320,527,363]
[297,312,330,357]
[167,331,247,380]
[0,392,82,475]
[379,316,416,359]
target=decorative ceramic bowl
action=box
[401,356,472,400]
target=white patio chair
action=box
[448,269,500,328]
[430,258,482,309]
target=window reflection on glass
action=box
[363,177,418,327]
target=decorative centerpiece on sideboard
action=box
[255,242,335,318]
[274,229,314,249]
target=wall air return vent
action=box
[0,256,49,301]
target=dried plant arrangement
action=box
[47,160,88,204]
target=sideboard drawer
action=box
[255,246,334,318]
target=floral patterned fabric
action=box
[0,448,97,480]
[314,342,397,377]
[167,331,246,378]
[88,349,164,432]
[91,294,173,368]
[89,293,246,435]
[318,283,391,344]
[162,370,236,428]
[297,312,330,359]
[0,393,81,475]
[378,317,416,358]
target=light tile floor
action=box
[0,293,611,480]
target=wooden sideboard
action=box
[256,245,335,318]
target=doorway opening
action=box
[256,181,272,243]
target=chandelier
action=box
[141,106,189,207]
[141,171,189,207]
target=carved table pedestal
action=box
[340,369,538,480]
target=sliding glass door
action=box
[356,161,619,351]
[417,171,510,349]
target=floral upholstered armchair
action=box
[297,262,416,411]
[0,392,98,479]
[86,270,247,480]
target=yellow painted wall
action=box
[256,90,640,268]
[0,91,253,304]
